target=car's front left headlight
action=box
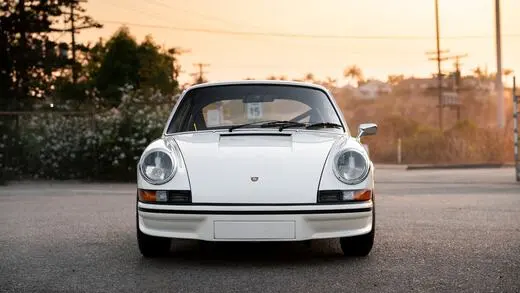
[332,148,370,185]
[139,148,177,185]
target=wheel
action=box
[339,225,374,257]
[136,204,171,258]
[340,195,375,257]
[137,225,171,258]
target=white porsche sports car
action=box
[136,80,378,257]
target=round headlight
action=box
[139,149,177,185]
[333,149,370,184]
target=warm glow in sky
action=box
[76,0,520,86]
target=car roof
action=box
[184,79,329,92]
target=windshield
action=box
[165,84,344,134]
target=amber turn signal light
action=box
[353,189,372,201]
[138,189,156,202]
[341,189,372,201]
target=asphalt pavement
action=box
[1,168,519,293]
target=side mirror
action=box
[357,123,377,139]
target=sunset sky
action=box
[75,0,520,86]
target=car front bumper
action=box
[137,202,373,241]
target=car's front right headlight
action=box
[332,148,370,185]
[139,148,177,185]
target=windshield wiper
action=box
[305,122,342,129]
[260,120,307,132]
[267,121,343,131]
[228,120,277,132]
[229,120,342,132]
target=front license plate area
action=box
[213,221,296,240]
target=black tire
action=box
[340,195,375,257]
[137,225,171,258]
[136,202,171,258]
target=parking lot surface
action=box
[1,168,519,293]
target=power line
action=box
[105,0,172,22]
[143,0,265,31]
[98,19,520,40]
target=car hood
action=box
[168,130,346,204]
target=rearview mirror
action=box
[357,123,377,139]
[242,94,275,103]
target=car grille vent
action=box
[168,190,192,204]
[317,190,342,203]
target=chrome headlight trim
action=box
[332,148,371,185]
[138,147,178,185]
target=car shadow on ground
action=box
[136,238,374,267]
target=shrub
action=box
[2,87,516,182]
[7,86,177,181]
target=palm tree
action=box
[343,65,364,86]
[303,72,315,83]
[503,68,514,78]
[473,66,483,79]
[325,76,336,84]
[387,74,404,86]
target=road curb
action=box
[374,164,408,170]
[406,163,515,170]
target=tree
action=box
[87,27,182,107]
[266,75,288,81]
[137,35,178,94]
[473,66,484,80]
[167,47,190,81]
[343,65,364,87]
[89,26,140,107]
[0,0,101,110]
[303,73,315,83]
[0,0,101,181]
[503,68,514,81]
[387,74,405,86]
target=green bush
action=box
[6,86,177,182]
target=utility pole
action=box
[495,0,505,128]
[426,0,445,130]
[426,48,468,125]
[17,0,28,107]
[425,48,448,130]
[53,0,101,85]
[449,54,468,121]
[434,0,442,130]
[451,54,468,82]
[70,2,77,85]
[441,53,468,89]
[191,63,210,84]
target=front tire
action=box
[136,206,171,258]
[137,225,171,258]
[340,196,375,257]
[339,226,374,257]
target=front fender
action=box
[136,137,191,190]
[318,136,375,191]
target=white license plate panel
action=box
[213,221,296,240]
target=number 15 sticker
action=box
[246,102,263,119]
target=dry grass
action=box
[331,88,516,164]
